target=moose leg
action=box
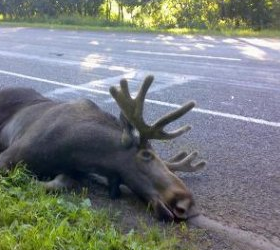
[108,176,122,199]
[0,155,9,170]
[90,174,123,199]
[40,174,78,191]
[0,147,19,170]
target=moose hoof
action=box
[40,174,77,191]
[109,185,122,199]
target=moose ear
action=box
[119,113,139,148]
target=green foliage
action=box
[0,0,279,30]
[0,167,187,250]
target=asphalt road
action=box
[0,27,280,249]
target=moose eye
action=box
[139,150,154,161]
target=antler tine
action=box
[110,79,131,104]
[136,75,154,103]
[110,75,153,120]
[110,80,132,115]
[152,125,191,140]
[110,76,151,140]
[135,75,154,119]
[134,75,154,119]
[110,75,195,145]
[150,101,195,140]
[120,78,132,100]
[165,151,206,173]
[167,151,189,163]
[153,101,195,129]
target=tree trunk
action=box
[106,0,112,21]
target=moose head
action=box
[108,75,205,220]
[0,75,205,221]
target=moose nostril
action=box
[175,207,186,215]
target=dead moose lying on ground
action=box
[0,75,205,221]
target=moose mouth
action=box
[153,199,199,222]
[153,199,180,221]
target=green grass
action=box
[0,166,200,250]
[1,17,280,38]
[165,27,280,37]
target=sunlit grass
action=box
[0,18,279,38]
[0,166,200,250]
[166,27,280,37]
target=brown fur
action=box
[0,85,198,221]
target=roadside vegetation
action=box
[0,0,279,37]
[0,166,202,250]
[1,19,280,38]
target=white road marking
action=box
[146,99,280,128]
[45,71,137,97]
[0,50,133,72]
[0,69,280,128]
[101,70,200,98]
[0,69,108,95]
[126,50,242,61]
[1,49,274,80]
[194,107,280,127]
[1,49,277,92]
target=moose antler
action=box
[165,151,206,172]
[110,75,195,145]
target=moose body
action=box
[0,76,205,221]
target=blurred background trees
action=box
[0,0,279,29]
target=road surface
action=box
[0,27,279,249]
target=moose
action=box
[0,75,205,221]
